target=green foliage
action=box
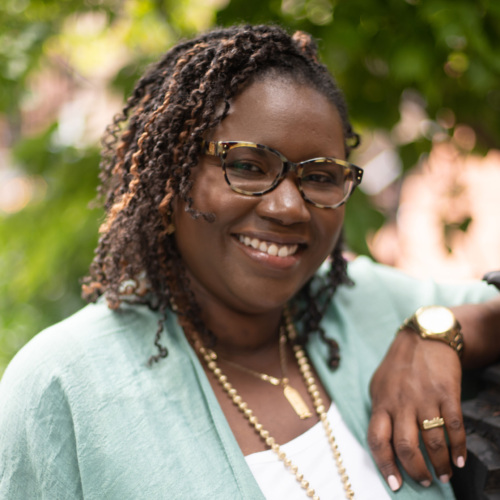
[217,0,500,148]
[1,0,499,373]
[0,127,101,374]
[343,189,385,257]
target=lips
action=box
[237,235,299,258]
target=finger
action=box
[419,412,451,483]
[441,402,467,469]
[392,411,433,486]
[367,409,402,492]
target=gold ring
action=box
[422,417,445,430]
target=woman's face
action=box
[174,76,346,315]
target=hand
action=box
[367,329,465,491]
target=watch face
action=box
[416,306,455,334]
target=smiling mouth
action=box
[237,235,300,257]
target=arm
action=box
[367,294,500,492]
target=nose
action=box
[255,176,311,225]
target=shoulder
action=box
[0,300,162,401]
[315,256,498,366]
[0,301,167,494]
[341,256,498,314]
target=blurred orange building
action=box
[369,143,500,281]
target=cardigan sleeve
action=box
[347,256,499,316]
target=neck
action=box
[202,300,284,355]
[184,277,286,356]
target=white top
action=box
[245,403,390,499]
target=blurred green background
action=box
[1,0,499,375]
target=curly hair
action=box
[82,24,359,369]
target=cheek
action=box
[177,166,236,217]
[171,179,238,257]
[316,207,345,252]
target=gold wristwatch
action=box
[400,305,464,356]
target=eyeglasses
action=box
[202,140,363,209]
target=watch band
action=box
[399,306,464,356]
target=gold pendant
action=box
[283,384,312,419]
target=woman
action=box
[1,25,499,499]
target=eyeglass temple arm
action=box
[202,140,218,156]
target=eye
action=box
[301,164,343,186]
[227,160,266,175]
[302,172,338,184]
[224,147,274,178]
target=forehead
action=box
[211,76,346,160]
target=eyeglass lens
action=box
[223,145,356,207]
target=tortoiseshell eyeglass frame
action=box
[202,140,363,209]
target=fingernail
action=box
[388,475,400,491]
[420,479,431,488]
[457,456,465,468]
[439,474,450,483]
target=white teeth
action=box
[238,235,299,258]
[268,244,278,256]
[277,246,288,257]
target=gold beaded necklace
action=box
[193,307,355,500]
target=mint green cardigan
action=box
[1,257,498,499]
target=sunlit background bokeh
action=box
[1,0,500,374]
